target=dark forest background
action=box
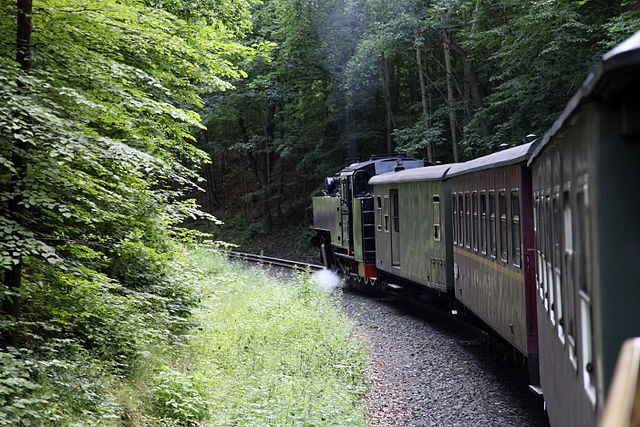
[196,0,639,237]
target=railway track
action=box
[225,250,324,272]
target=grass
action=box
[133,246,369,426]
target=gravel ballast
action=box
[342,290,549,427]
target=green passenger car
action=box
[369,164,457,294]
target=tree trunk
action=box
[3,0,33,343]
[416,45,433,163]
[382,56,394,154]
[263,103,276,231]
[467,0,487,136]
[16,0,32,71]
[442,27,459,162]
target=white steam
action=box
[311,269,342,294]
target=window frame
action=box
[511,188,521,268]
[534,194,541,293]
[383,195,390,233]
[553,190,565,342]
[390,189,400,233]
[452,193,458,245]
[465,192,471,249]
[498,189,508,263]
[457,193,464,247]
[489,190,497,259]
[576,182,595,404]
[546,193,555,324]
[472,191,479,252]
[480,191,487,255]
[563,184,578,371]
[376,196,383,231]
[433,194,441,242]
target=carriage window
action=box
[377,196,383,231]
[465,192,471,248]
[540,194,548,307]
[390,189,400,233]
[534,195,541,292]
[576,190,588,293]
[383,196,390,232]
[489,191,496,258]
[452,194,458,244]
[546,195,554,322]
[511,190,521,268]
[563,189,578,370]
[472,192,478,252]
[433,195,441,241]
[553,193,564,340]
[533,197,540,290]
[457,194,463,246]
[563,192,573,254]
[499,191,508,263]
[580,296,596,405]
[480,192,487,255]
[575,187,595,404]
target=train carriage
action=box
[369,164,456,294]
[528,32,640,427]
[310,30,640,427]
[445,143,539,384]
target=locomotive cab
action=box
[311,156,423,280]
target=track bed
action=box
[343,289,549,427]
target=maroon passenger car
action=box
[445,142,539,385]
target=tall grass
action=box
[144,247,369,426]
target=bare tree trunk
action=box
[16,0,32,71]
[4,0,32,343]
[467,0,487,136]
[263,104,276,231]
[382,56,394,154]
[206,163,217,213]
[220,148,226,212]
[442,26,459,162]
[416,44,433,163]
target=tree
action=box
[0,0,255,347]
[195,0,634,230]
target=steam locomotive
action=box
[311,32,640,427]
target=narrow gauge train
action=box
[310,32,640,426]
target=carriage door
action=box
[390,189,400,267]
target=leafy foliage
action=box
[149,368,210,425]
[0,0,256,423]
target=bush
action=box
[149,369,209,426]
[0,241,202,424]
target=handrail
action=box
[600,338,640,427]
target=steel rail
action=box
[224,250,324,272]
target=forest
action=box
[198,0,638,235]
[0,0,638,424]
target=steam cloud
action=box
[311,269,343,294]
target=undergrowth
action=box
[179,247,369,426]
[0,244,368,425]
[0,239,202,426]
